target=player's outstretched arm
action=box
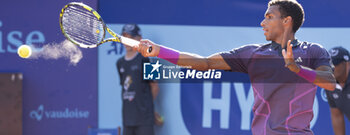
[136,39,231,71]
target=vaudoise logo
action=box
[143,60,222,80]
[30,104,90,121]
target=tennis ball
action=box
[17,45,32,58]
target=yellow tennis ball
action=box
[17,45,32,58]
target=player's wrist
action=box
[154,45,160,57]
[286,62,300,73]
[286,62,316,82]
[157,46,180,64]
[296,65,316,83]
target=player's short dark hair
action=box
[268,0,304,33]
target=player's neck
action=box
[275,33,295,48]
[125,51,138,61]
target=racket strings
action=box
[62,5,104,46]
[63,8,102,44]
[62,16,101,45]
[63,16,98,44]
[64,6,102,34]
[63,14,100,41]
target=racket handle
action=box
[120,36,139,47]
[147,46,153,53]
[120,36,152,54]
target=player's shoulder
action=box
[239,43,276,53]
[257,42,274,49]
[231,44,262,52]
[300,41,328,53]
[241,44,262,48]
[298,41,330,59]
[300,41,326,50]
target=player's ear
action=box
[283,16,292,24]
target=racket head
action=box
[59,2,106,48]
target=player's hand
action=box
[135,39,160,57]
[282,40,300,73]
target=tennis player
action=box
[136,0,336,134]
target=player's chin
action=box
[263,34,271,41]
[265,36,272,41]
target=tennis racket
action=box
[59,2,151,52]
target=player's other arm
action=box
[287,62,336,91]
[282,41,336,91]
[313,66,336,91]
[136,39,231,71]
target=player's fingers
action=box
[142,39,157,56]
[139,39,160,57]
[282,49,294,67]
[143,42,150,57]
[133,45,138,51]
[142,44,149,57]
[142,40,151,55]
[137,41,143,53]
[287,40,292,55]
[145,40,155,56]
[282,49,287,58]
[138,40,148,56]
[148,41,157,55]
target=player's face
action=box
[261,5,284,41]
